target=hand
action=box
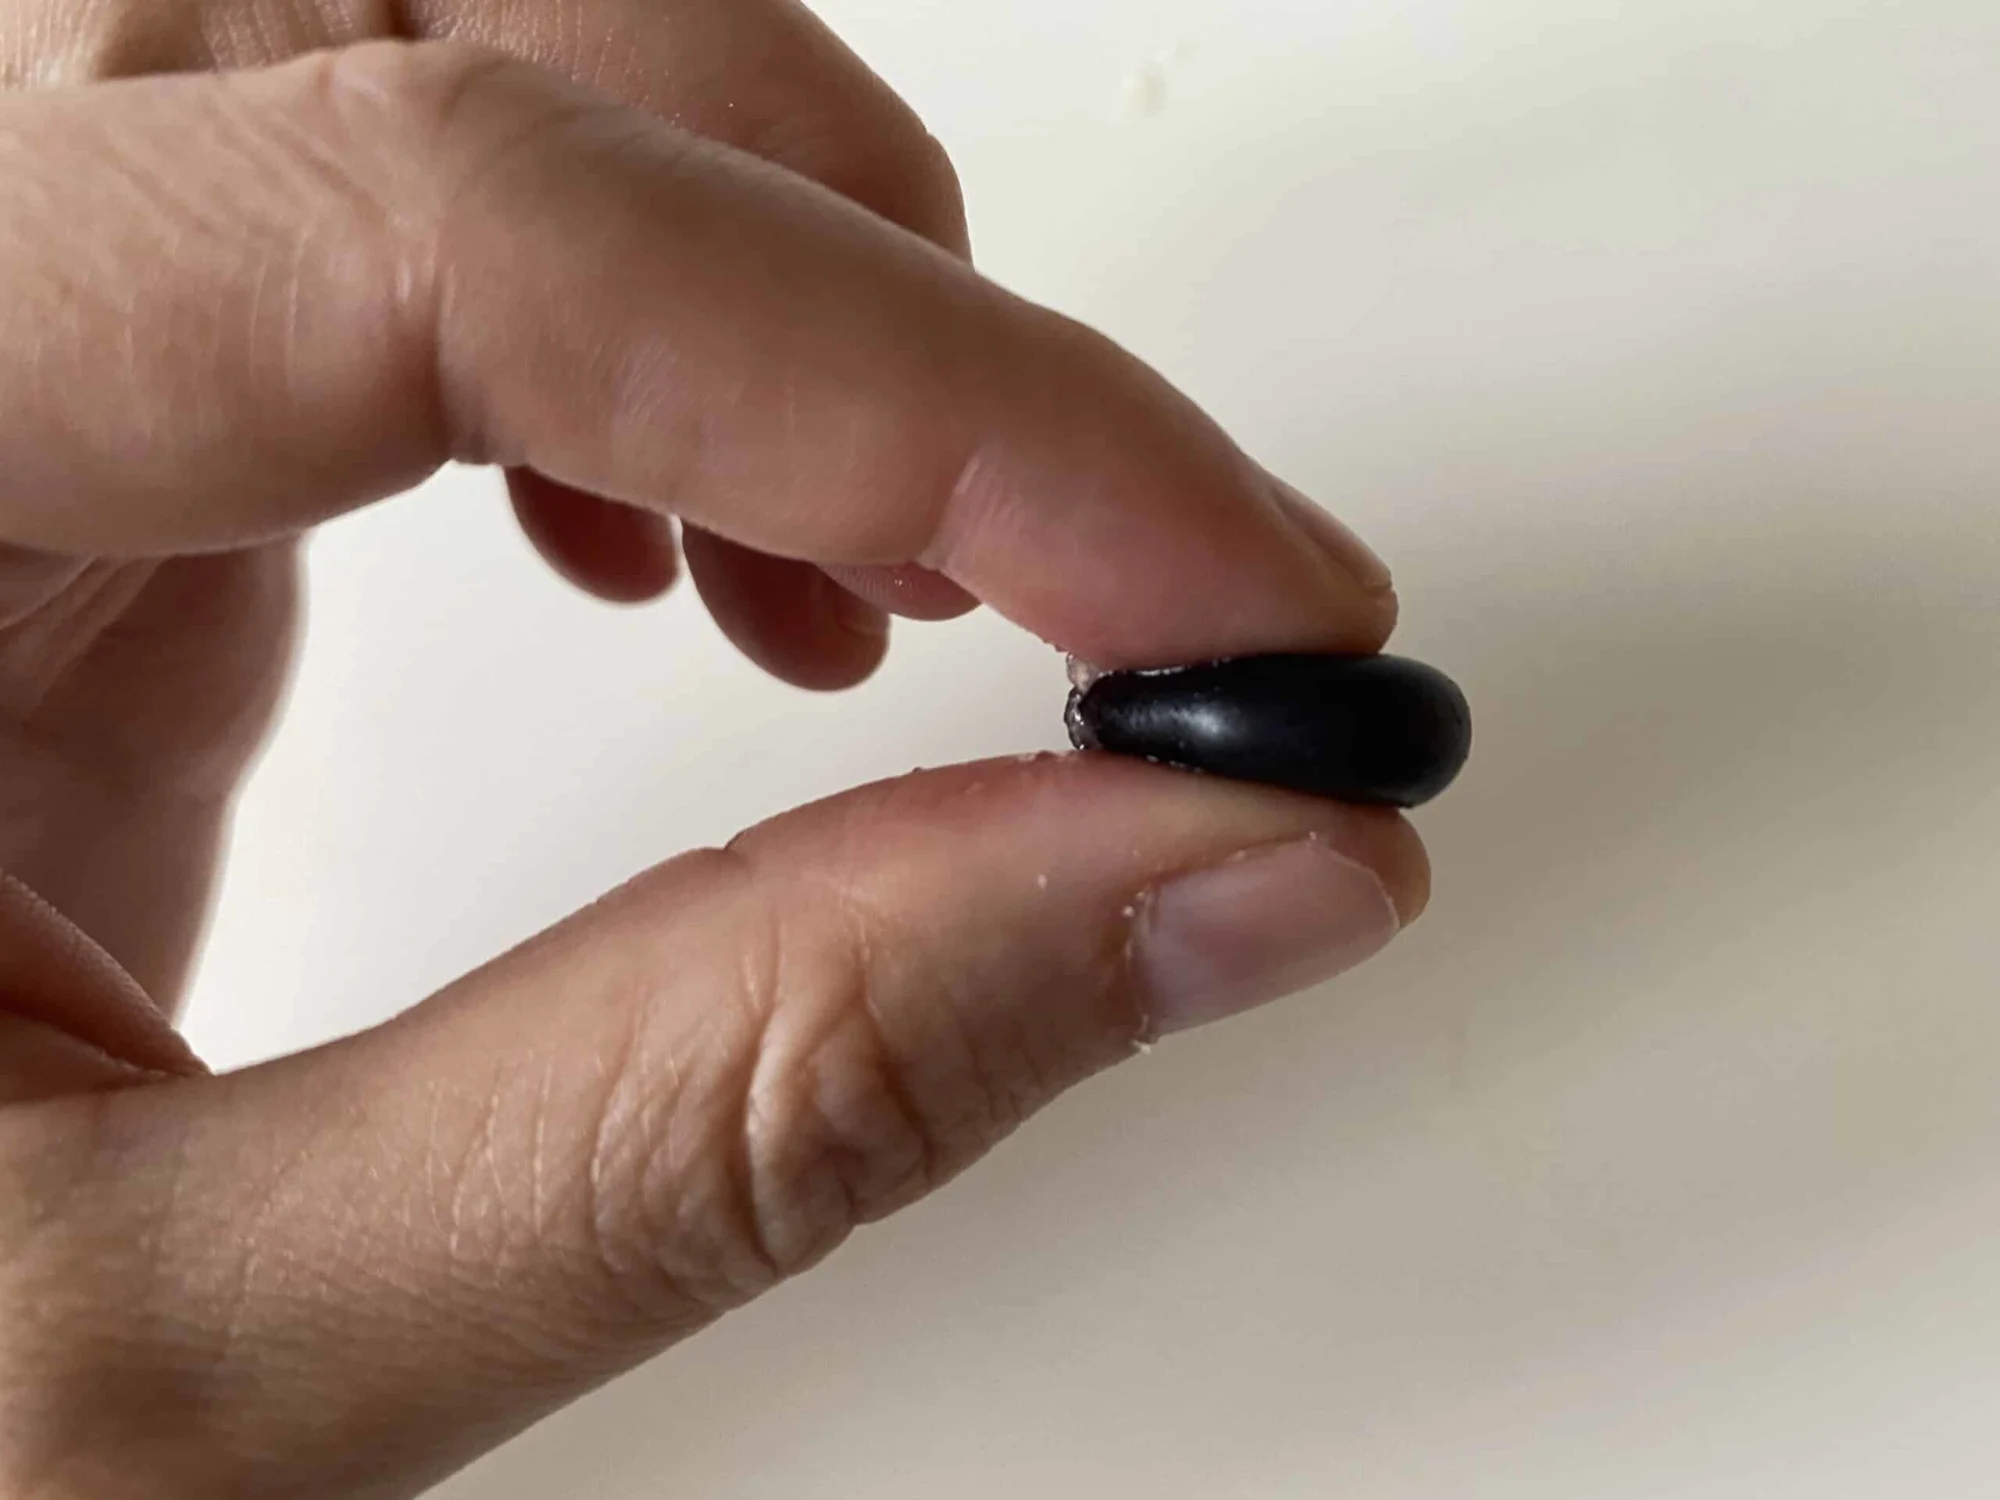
[0,0,984,1006]
[0,5,1424,1496]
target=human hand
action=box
[0,6,1424,1495]
[0,0,988,1006]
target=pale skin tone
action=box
[0,2,1430,1495]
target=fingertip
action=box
[683,528,892,692]
[820,561,979,621]
[802,573,893,691]
[507,470,680,605]
[1338,806,1431,928]
[1264,474,1396,600]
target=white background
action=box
[183,0,2000,1494]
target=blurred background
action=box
[182,0,2000,1494]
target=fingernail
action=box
[823,576,891,640]
[1134,838,1402,1036]
[1267,475,1395,597]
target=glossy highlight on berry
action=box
[1065,653,1471,808]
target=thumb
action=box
[1,758,1424,1498]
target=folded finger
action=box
[506,470,680,603]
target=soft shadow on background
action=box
[185,1,2000,1495]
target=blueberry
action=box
[1065,653,1471,808]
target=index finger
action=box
[0,43,1395,668]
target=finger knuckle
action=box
[320,38,612,205]
[728,861,1035,1260]
[269,40,561,249]
[303,39,620,461]
[320,38,528,138]
[582,851,1016,1318]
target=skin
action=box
[0,4,1425,1496]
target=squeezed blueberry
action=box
[1065,653,1470,808]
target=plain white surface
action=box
[183,0,2000,1494]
